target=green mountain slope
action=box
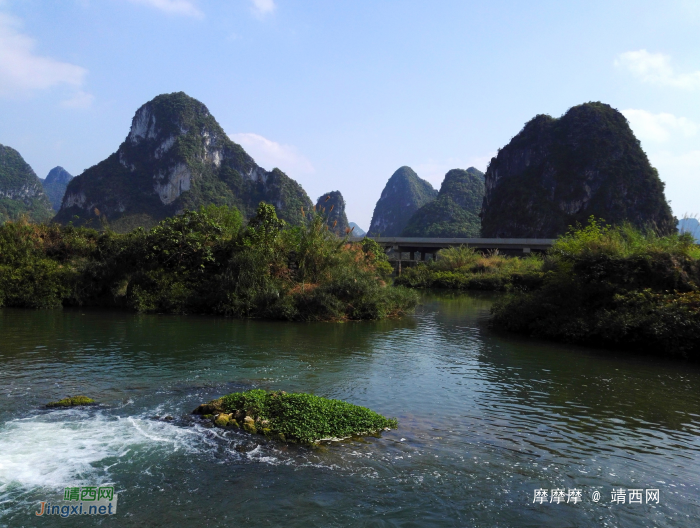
[481,102,676,238]
[368,166,437,236]
[402,167,484,237]
[42,166,73,211]
[0,144,54,223]
[53,92,312,231]
[315,190,350,235]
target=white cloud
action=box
[60,90,94,109]
[615,49,700,89]
[230,132,314,175]
[126,0,203,18]
[622,109,697,143]
[250,0,275,17]
[0,13,88,97]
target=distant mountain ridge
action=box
[348,222,366,237]
[481,102,676,238]
[368,166,437,236]
[54,92,312,232]
[402,167,484,238]
[679,218,700,242]
[42,166,73,211]
[0,144,54,223]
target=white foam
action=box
[0,408,205,493]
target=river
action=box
[0,292,698,527]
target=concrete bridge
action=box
[350,236,556,272]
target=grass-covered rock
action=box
[46,396,96,407]
[193,389,398,444]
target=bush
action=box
[491,218,700,360]
[0,203,418,321]
[395,245,544,292]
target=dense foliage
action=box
[0,144,54,224]
[402,168,484,238]
[0,203,417,321]
[395,245,544,291]
[491,219,700,359]
[481,102,676,238]
[54,92,313,231]
[368,166,437,236]
[196,389,397,444]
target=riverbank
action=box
[394,245,545,291]
[0,203,417,321]
[491,220,700,360]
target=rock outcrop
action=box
[402,168,484,238]
[368,166,437,236]
[0,144,54,223]
[481,102,676,238]
[42,166,73,211]
[315,190,350,235]
[54,92,313,231]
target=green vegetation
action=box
[0,203,417,321]
[46,396,96,407]
[194,389,397,444]
[368,166,437,236]
[481,102,676,238]
[395,245,544,291]
[0,144,54,224]
[402,168,484,238]
[491,219,700,359]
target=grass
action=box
[46,396,96,407]
[195,389,398,444]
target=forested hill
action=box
[0,144,54,224]
[368,166,437,236]
[54,92,313,232]
[481,102,676,238]
[402,167,484,238]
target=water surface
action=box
[1,293,699,527]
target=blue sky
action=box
[0,0,698,229]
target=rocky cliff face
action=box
[42,166,73,211]
[368,166,437,236]
[402,168,484,237]
[54,92,312,231]
[315,191,350,235]
[481,102,676,238]
[0,144,54,223]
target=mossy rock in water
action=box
[46,396,96,407]
[193,389,397,444]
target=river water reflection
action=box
[0,292,698,527]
